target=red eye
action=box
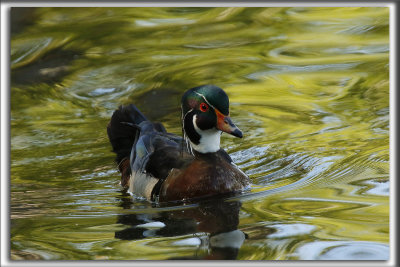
[199,102,209,112]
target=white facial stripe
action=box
[194,91,217,111]
[182,108,193,123]
[182,108,194,154]
[191,114,221,153]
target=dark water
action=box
[10,7,390,260]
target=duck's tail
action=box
[107,105,147,186]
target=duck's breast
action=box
[159,158,249,201]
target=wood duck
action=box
[107,85,250,202]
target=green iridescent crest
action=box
[181,85,229,115]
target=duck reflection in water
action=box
[115,193,247,260]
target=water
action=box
[10,7,390,260]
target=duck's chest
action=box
[159,157,249,202]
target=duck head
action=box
[181,85,243,154]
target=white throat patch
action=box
[191,115,221,153]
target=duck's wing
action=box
[129,121,192,200]
[131,121,192,180]
[107,104,192,198]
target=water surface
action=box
[10,7,390,260]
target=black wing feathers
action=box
[107,104,147,164]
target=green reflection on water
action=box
[10,7,389,260]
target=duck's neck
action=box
[190,127,221,154]
[183,113,221,154]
